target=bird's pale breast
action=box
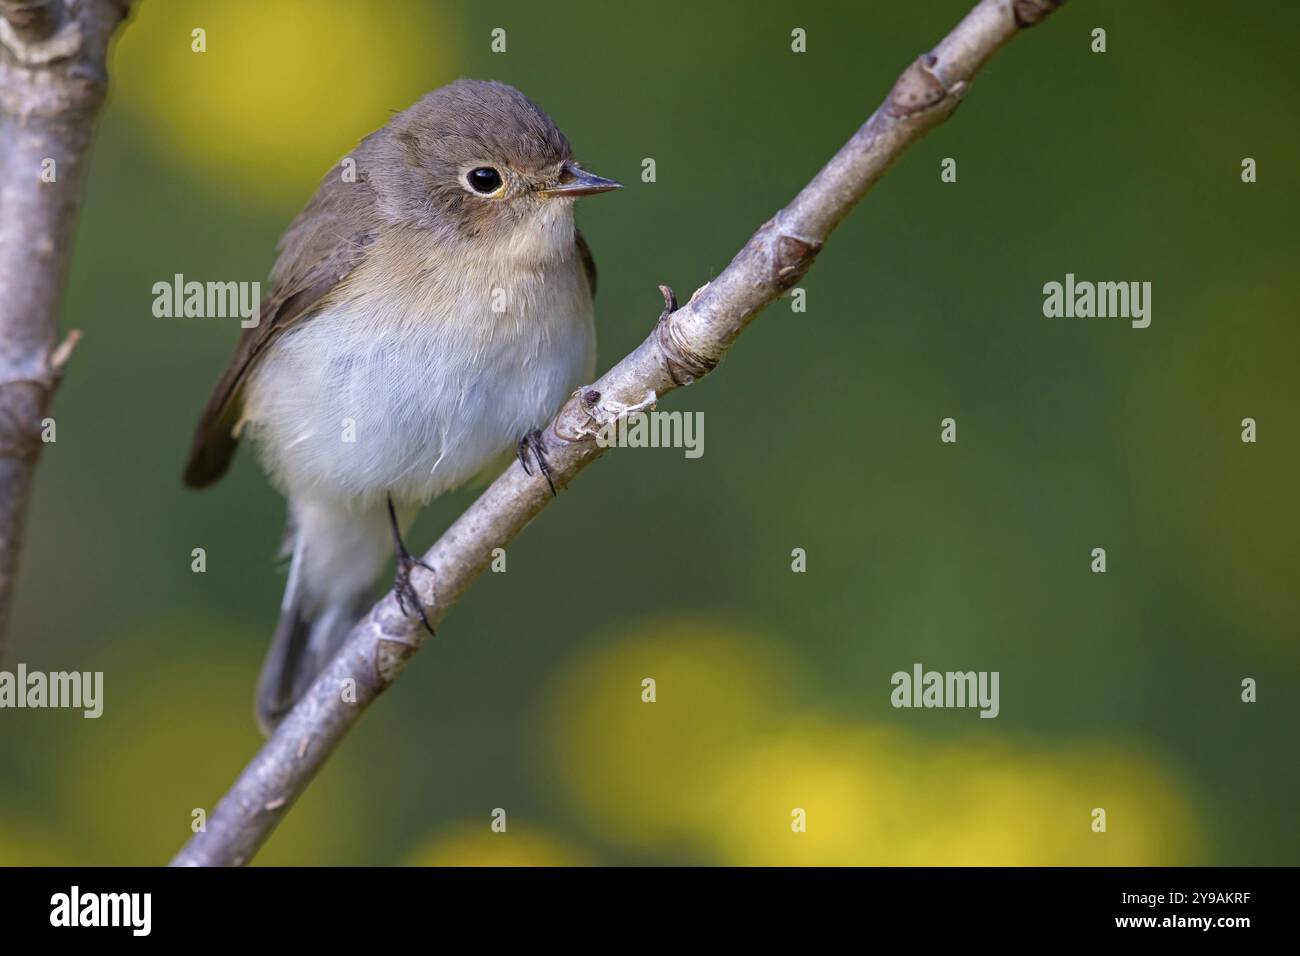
[242,230,596,510]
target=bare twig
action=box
[173,0,1066,867]
[0,0,130,652]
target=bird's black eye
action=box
[467,167,502,194]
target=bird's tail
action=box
[255,501,392,736]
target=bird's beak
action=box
[539,162,623,198]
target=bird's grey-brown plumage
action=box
[183,169,377,488]
[183,79,619,733]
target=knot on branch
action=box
[653,284,718,386]
[0,330,78,459]
[0,0,60,44]
[0,1,81,65]
[374,632,418,689]
[886,56,950,118]
[772,232,822,292]
[1013,0,1065,28]
[354,588,427,693]
[0,407,43,459]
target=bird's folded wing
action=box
[182,174,378,488]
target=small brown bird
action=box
[183,80,621,734]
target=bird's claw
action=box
[393,548,435,637]
[517,428,556,497]
[386,494,435,637]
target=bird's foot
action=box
[517,427,556,497]
[387,496,435,637]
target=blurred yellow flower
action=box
[544,618,803,848]
[698,722,916,866]
[894,739,1205,866]
[544,623,1207,865]
[113,0,459,207]
[689,726,1205,866]
[405,823,588,867]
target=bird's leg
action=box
[386,494,435,636]
[516,427,556,497]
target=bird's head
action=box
[368,79,620,258]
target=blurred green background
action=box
[1,0,1297,865]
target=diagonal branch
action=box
[172,0,1066,867]
[0,0,132,653]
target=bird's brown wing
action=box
[576,227,597,298]
[182,175,378,488]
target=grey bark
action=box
[0,0,131,652]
